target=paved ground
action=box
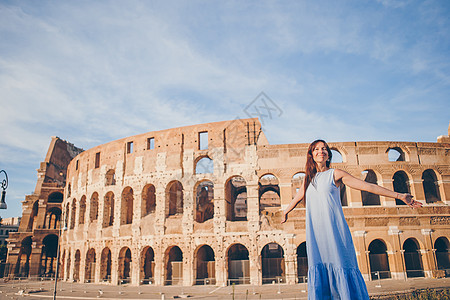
[1,277,450,299]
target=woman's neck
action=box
[316,163,329,173]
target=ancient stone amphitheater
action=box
[7,118,450,287]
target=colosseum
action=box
[6,118,450,287]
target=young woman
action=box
[281,139,421,299]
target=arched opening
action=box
[140,247,155,284]
[85,248,96,283]
[259,174,281,214]
[261,243,285,284]
[165,246,183,285]
[121,187,134,225]
[225,176,247,221]
[292,172,305,198]
[195,245,215,285]
[435,237,450,275]
[100,248,112,282]
[79,196,86,225]
[90,192,99,222]
[387,147,405,162]
[195,181,214,223]
[70,199,76,229]
[15,236,32,277]
[45,207,61,229]
[103,192,114,227]
[166,181,183,217]
[74,250,81,282]
[361,170,380,206]
[48,192,63,203]
[142,184,156,217]
[195,156,214,174]
[393,171,410,205]
[296,242,308,283]
[330,149,343,163]
[40,235,58,277]
[65,251,71,281]
[105,169,116,186]
[61,250,66,280]
[403,238,424,278]
[227,244,250,285]
[118,247,132,284]
[368,239,390,279]
[422,169,441,203]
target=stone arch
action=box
[403,238,424,278]
[166,181,183,217]
[142,184,156,217]
[195,156,214,174]
[79,195,86,225]
[74,250,81,282]
[361,170,381,206]
[40,234,58,277]
[368,239,390,279]
[100,247,112,282]
[259,174,280,214]
[194,244,215,285]
[387,147,406,162]
[45,207,61,229]
[85,248,96,283]
[105,169,116,186]
[140,246,155,284]
[291,172,305,198]
[15,236,32,277]
[70,199,76,229]
[422,169,441,203]
[261,243,285,284]
[330,148,344,163]
[195,180,214,223]
[90,192,99,222]
[118,247,132,283]
[121,187,134,225]
[227,243,250,285]
[164,246,183,285]
[103,192,114,227]
[393,171,411,205]
[434,237,450,272]
[48,191,63,203]
[225,176,247,221]
[296,242,307,283]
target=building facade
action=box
[8,119,450,286]
[5,137,83,278]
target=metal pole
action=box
[53,211,64,299]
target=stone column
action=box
[29,242,42,277]
[131,246,140,286]
[279,182,292,207]
[353,231,370,280]
[154,246,164,286]
[410,178,424,201]
[215,243,227,286]
[283,235,297,284]
[388,227,406,280]
[214,184,226,235]
[380,179,396,206]
[246,182,260,233]
[348,188,363,207]
[421,229,437,277]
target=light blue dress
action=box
[305,169,369,300]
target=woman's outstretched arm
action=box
[334,169,422,208]
[281,177,306,223]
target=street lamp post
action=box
[0,170,8,209]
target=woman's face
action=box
[312,141,329,164]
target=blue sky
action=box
[0,0,449,218]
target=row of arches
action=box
[57,236,450,285]
[63,168,443,231]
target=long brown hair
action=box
[304,139,332,196]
